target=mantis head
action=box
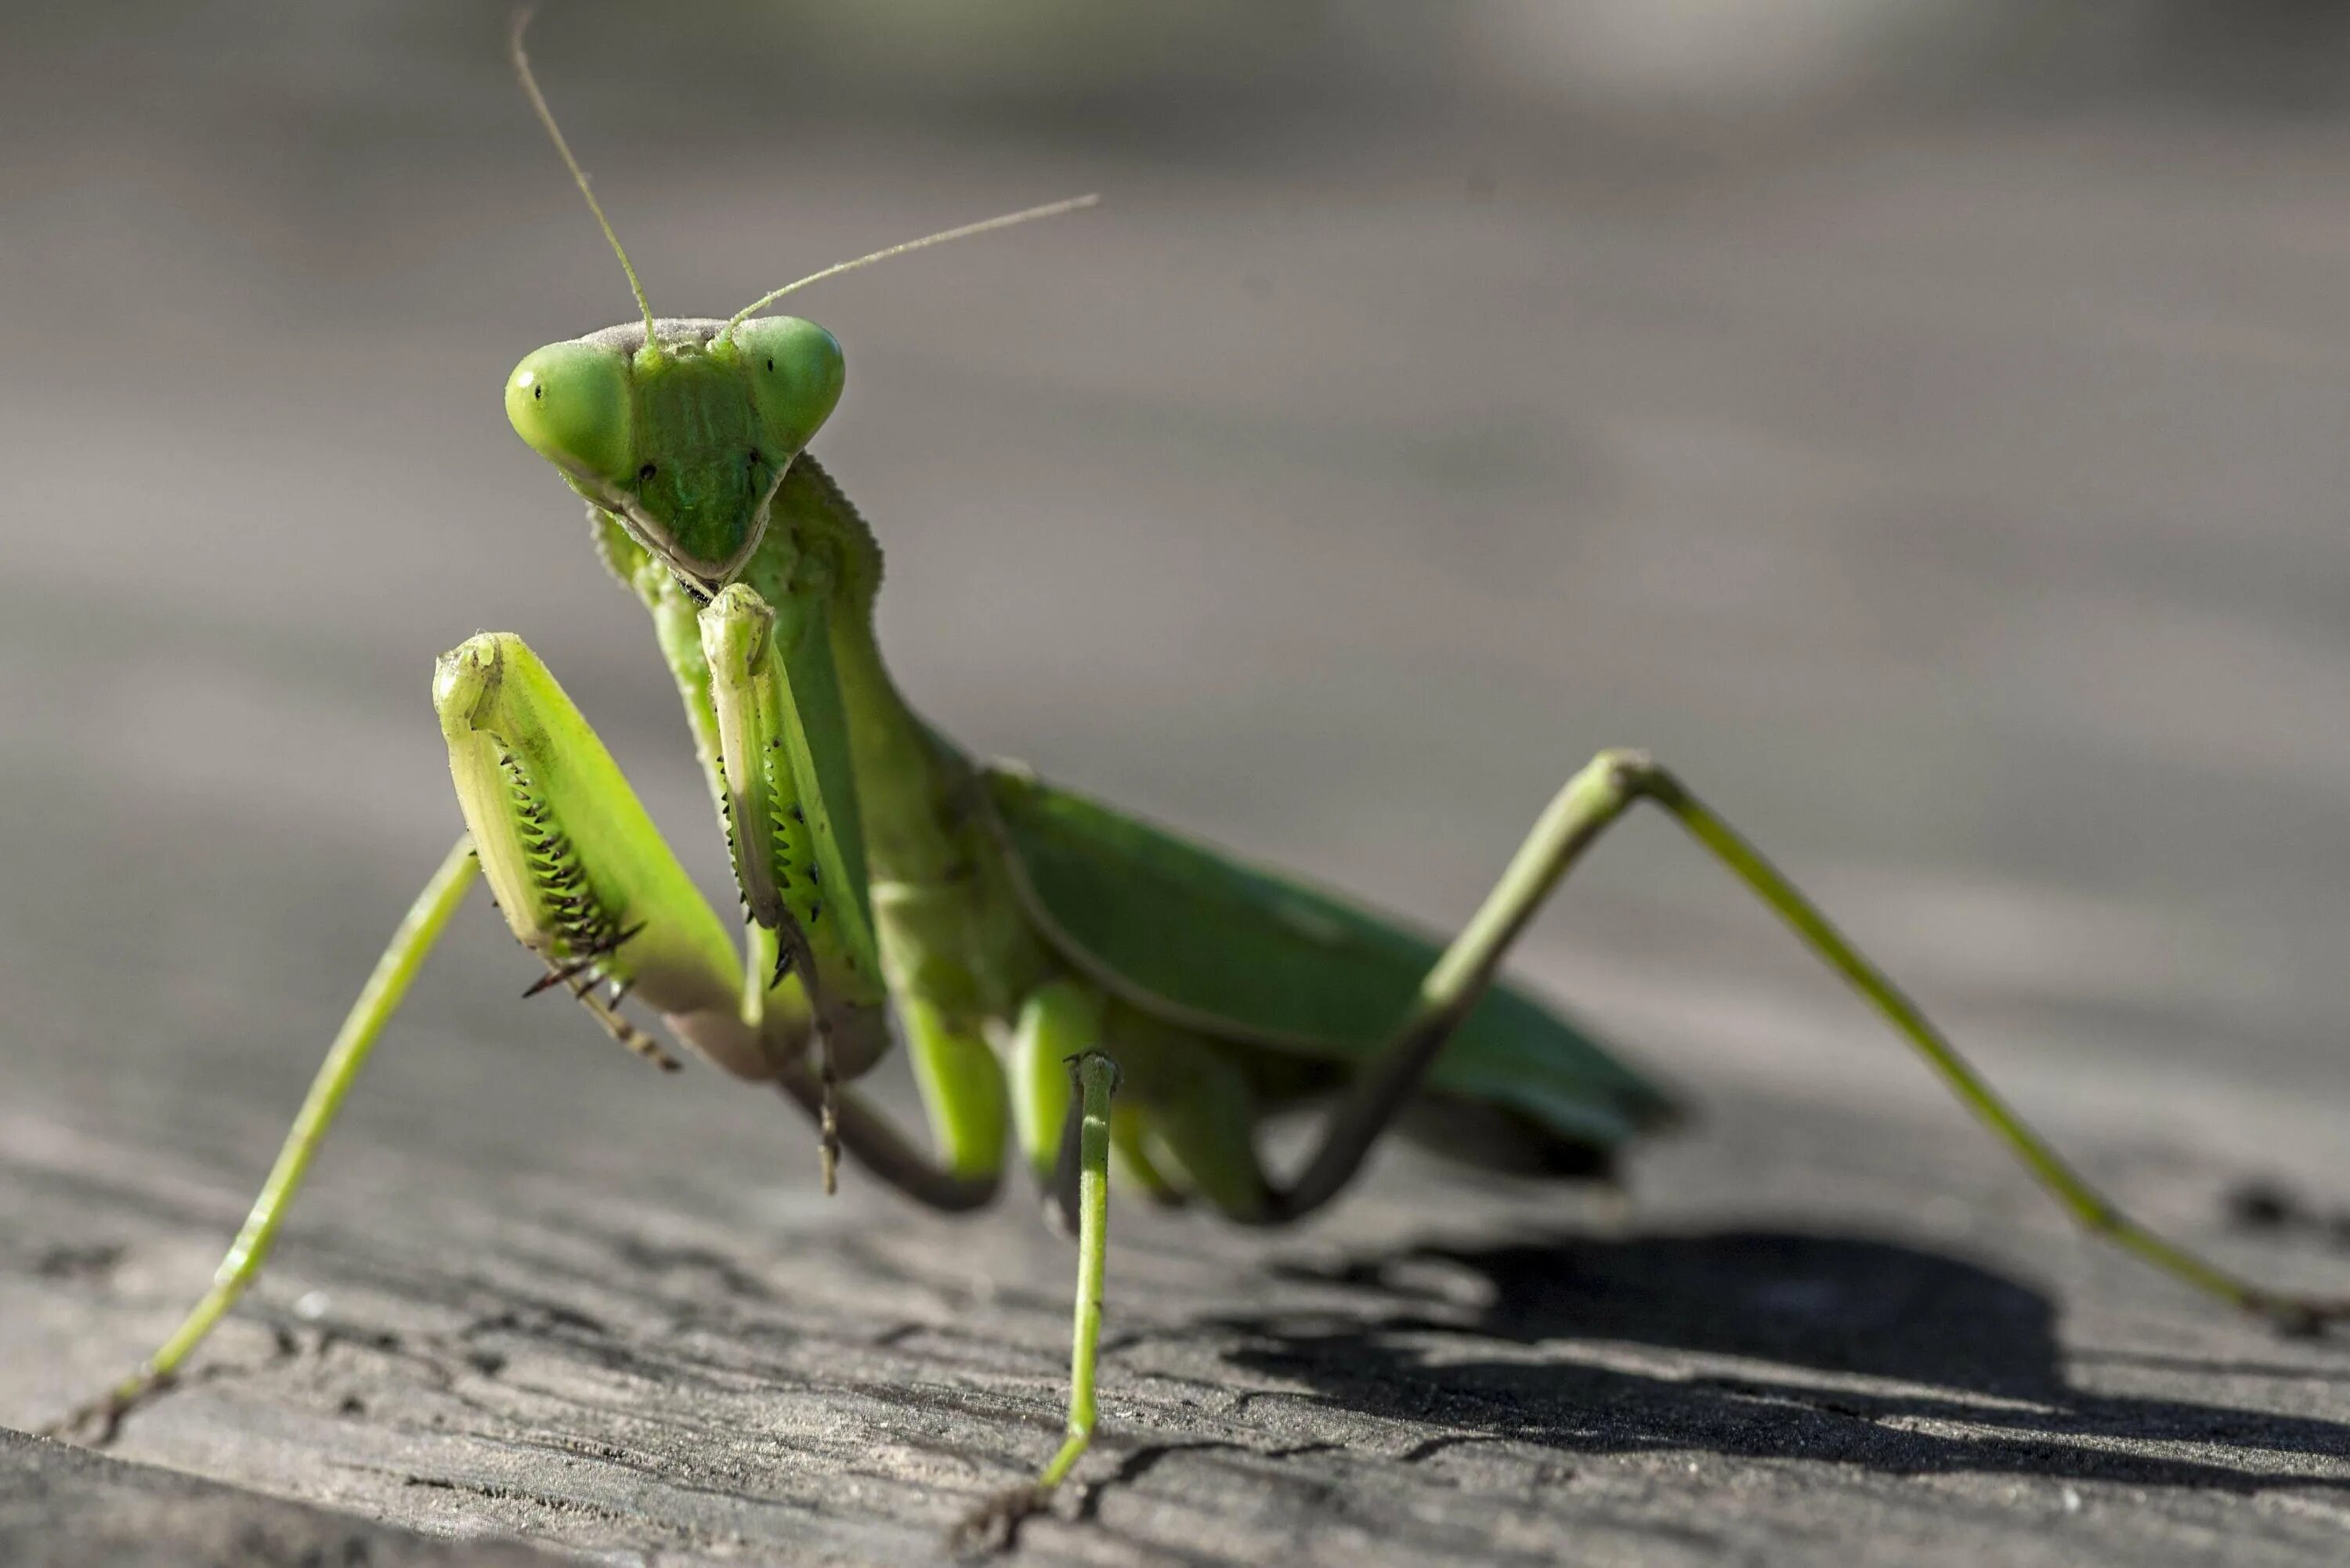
[501,11,1094,596]
[506,316,844,592]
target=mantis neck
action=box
[770,451,885,614]
[759,455,971,887]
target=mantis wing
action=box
[983,767,1679,1152]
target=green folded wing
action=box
[984,766,1679,1151]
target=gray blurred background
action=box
[11,4,2350,1561]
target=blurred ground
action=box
[9,5,2350,1565]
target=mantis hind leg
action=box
[1266,749,2350,1331]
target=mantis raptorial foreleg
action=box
[700,587,889,1060]
[443,624,1014,1213]
[440,623,1027,1221]
[437,631,775,1071]
[54,625,1022,1440]
[1253,750,2350,1328]
[49,837,481,1440]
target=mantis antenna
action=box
[720,193,1101,341]
[509,8,660,349]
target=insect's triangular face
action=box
[505,316,844,594]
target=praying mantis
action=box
[49,14,2350,1551]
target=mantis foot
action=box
[2255,1297,2350,1339]
[42,1370,172,1447]
[947,1482,1055,1554]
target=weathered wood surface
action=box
[13,11,2350,1564]
[17,1081,2350,1567]
[0,1429,570,1568]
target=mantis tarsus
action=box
[50,15,2350,1550]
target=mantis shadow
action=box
[1205,1228,2350,1491]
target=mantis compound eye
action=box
[726,316,846,468]
[505,340,634,486]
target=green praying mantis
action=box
[50,14,2350,1549]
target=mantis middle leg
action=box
[958,981,1122,1547]
[46,836,479,1439]
[52,632,774,1436]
